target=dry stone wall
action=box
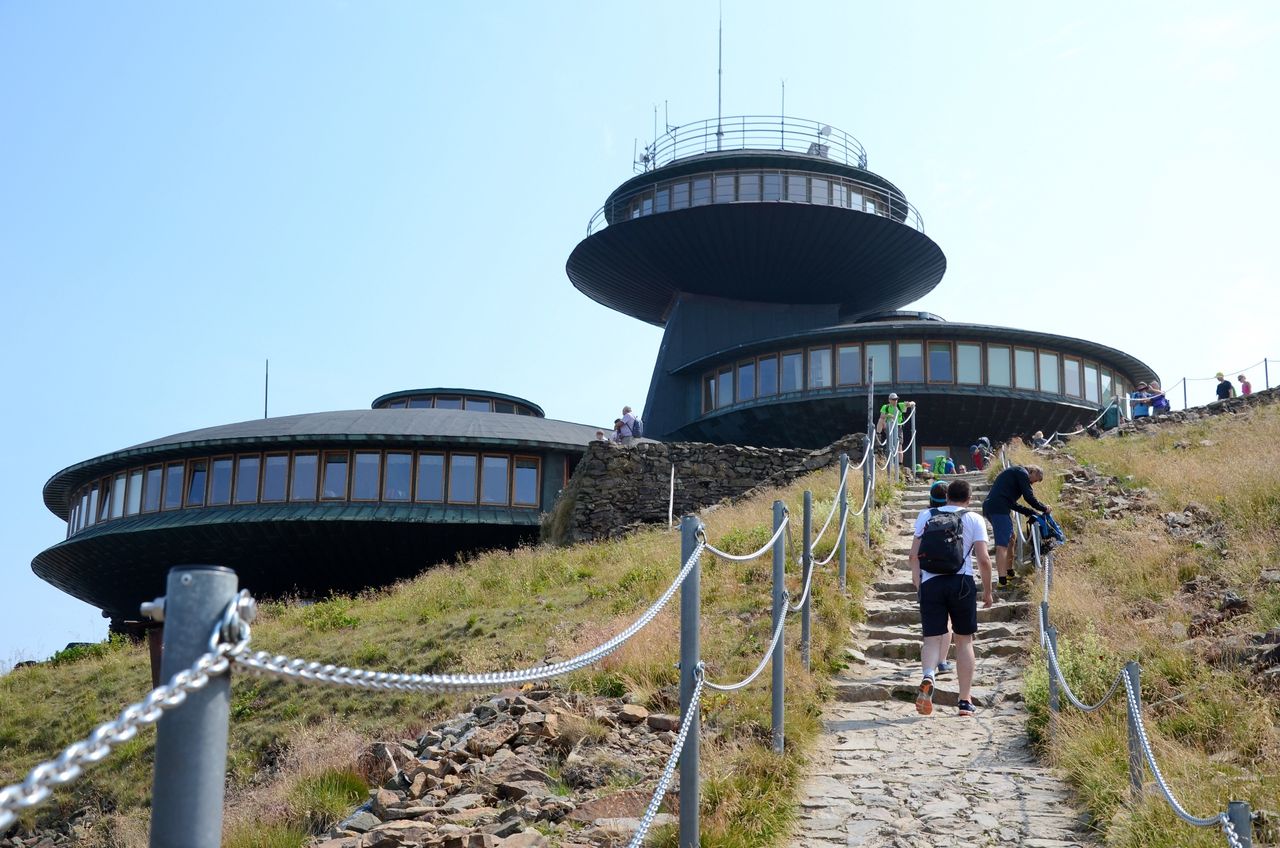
[542,434,866,545]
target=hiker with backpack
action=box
[917,482,956,676]
[982,463,1050,587]
[620,406,643,444]
[909,478,992,717]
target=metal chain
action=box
[1043,638,1125,713]
[1221,817,1243,848]
[1121,671,1225,828]
[0,602,251,831]
[700,515,788,562]
[625,669,706,848]
[235,541,705,693]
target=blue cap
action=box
[929,481,949,505]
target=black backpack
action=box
[630,417,643,439]
[918,508,969,575]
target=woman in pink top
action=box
[1239,374,1252,396]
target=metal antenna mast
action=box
[716,1,724,150]
[263,359,269,419]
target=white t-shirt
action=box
[621,412,637,438]
[913,506,989,582]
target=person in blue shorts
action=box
[982,463,1050,586]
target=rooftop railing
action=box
[636,115,869,173]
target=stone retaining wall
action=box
[1104,385,1278,437]
[542,434,866,545]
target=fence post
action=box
[1265,359,1271,390]
[864,359,875,550]
[1183,378,1188,411]
[801,490,812,673]
[910,407,918,473]
[1124,661,1144,801]
[678,516,701,848]
[838,452,849,592]
[771,499,786,754]
[150,566,238,848]
[1046,624,1060,714]
[1227,800,1253,847]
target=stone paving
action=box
[791,474,1098,847]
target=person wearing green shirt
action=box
[877,392,916,433]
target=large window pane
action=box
[435,396,462,410]
[957,343,982,384]
[1014,349,1037,390]
[654,186,670,213]
[811,178,829,205]
[465,397,491,412]
[97,480,111,521]
[233,457,259,504]
[1039,352,1060,394]
[408,397,430,408]
[1064,356,1083,397]
[416,453,445,502]
[352,451,380,500]
[897,342,924,382]
[513,458,539,506]
[1100,370,1114,400]
[837,344,861,385]
[261,455,288,502]
[758,355,778,396]
[322,452,348,499]
[692,177,711,206]
[481,455,510,505]
[143,466,164,512]
[808,348,832,389]
[928,342,953,382]
[449,454,477,503]
[127,469,144,515]
[737,361,756,402]
[717,367,733,407]
[714,173,735,203]
[762,173,782,201]
[987,346,1011,387]
[672,182,690,209]
[163,463,185,510]
[493,401,515,414]
[1084,363,1100,403]
[865,343,892,383]
[78,492,89,529]
[703,374,716,413]
[786,174,807,202]
[781,351,803,392]
[186,460,208,507]
[383,452,412,501]
[290,453,317,501]
[86,487,99,526]
[209,458,232,505]
[738,172,760,201]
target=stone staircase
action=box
[790,473,1097,847]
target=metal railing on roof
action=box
[636,115,868,172]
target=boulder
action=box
[467,721,519,757]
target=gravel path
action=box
[791,474,1098,847]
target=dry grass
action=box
[1014,405,1280,846]
[0,465,890,847]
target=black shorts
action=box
[918,574,978,637]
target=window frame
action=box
[382,451,413,502]
[233,455,261,505]
[1014,347,1038,390]
[414,451,446,503]
[1038,350,1061,395]
[865,342,893,384]
[161,462,185,511]
[447,452,479,504]
[480,453,511,506]
[926,341,954,384]
[185,459,209,508]
[836,343,862,386]
[289,451,319,502]
[349,450,383,502]
[259,453,290,503]
[780,349,804,394]
[807,346,833,390]
[986,344,1012,388]
[736,360,756,402]
[896,340,925,383]
[1063,356,1084,398]
[756,353,779,397]
[208,455,234,506]
[513,455,541,507]
[956,342,983,385]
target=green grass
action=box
[1012,405,1280,846]
[287,768,368,833]
[0,465,892,847]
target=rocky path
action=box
[791,474,1097,847]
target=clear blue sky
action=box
[2,2,1277,665]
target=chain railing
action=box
[2,427,886,847]
[1008,440,1255,846]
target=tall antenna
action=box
[716,1,724,150]
[263,359,269,419]
[780,79,786,149]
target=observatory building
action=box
[34,389,596,629]
[567,116,1156,457]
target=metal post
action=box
[838,452,849,592]
[1046,550,1054,594]
[1266,359,1271,390]
[1046,624,1060,714]
[910,407,918,473]
[864,360,875,550]
[1183,378,1188,411]
[150,566,238,848]
[801,490,812,673]
[1227,800,1253,847]
[677,516,701,848]
[771,500,786,753]
[1124,661,1144,801]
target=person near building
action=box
[620,406,642,444]
[1239,374,1252,396]
[1130,383,1153,418]
[876,392,914,434]
[1149,381,1172,415]
[918,481,956,677]
[909,479,992,717]
[1215,373,1236,401]
[982,463,1050,586]
[944,456,956,474]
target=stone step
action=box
[831,678,998,708]
[866,601,1029,627]
[863,638,1027,660]
[858,622,1027,642]
[872,579,916,593]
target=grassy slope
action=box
[0,467,890,847]
[1016,404,1280,846]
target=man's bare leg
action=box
[954,634,976,704]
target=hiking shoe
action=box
[915,678,935,715]
[935,661,953,676]
[998,574,1008,587]
[957,699,976,717]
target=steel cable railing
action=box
[1,437,890,843]
[809,462,852,549]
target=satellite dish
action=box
[818,125,832,137]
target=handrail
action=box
[636,115,869,172]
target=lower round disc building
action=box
[34,389,597,629]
